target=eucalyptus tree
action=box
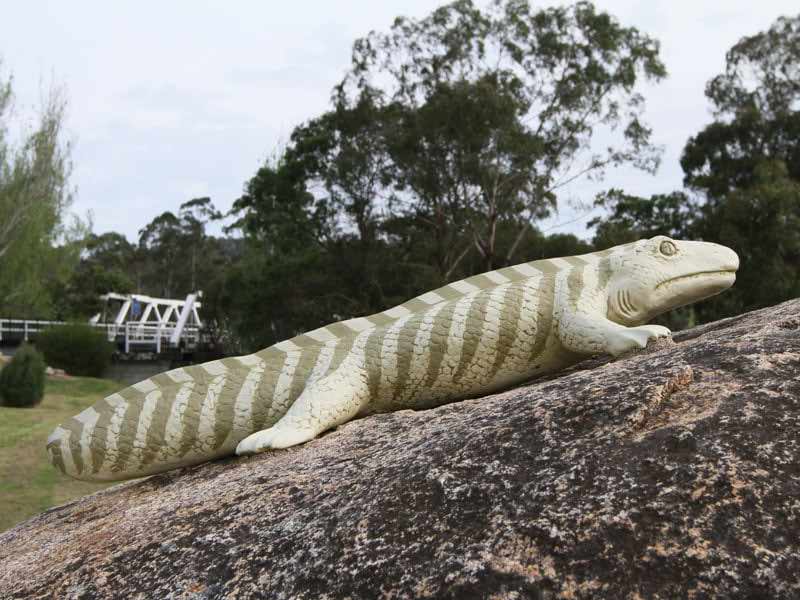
[679,13,800,319]
[681,13,800,199]
[285,97,433,314]
[590,13,800,325]
[0,63,82,317]
[225,0,669,347]
[60,232,136,319]
[138,211,184,298]
[335,0,666,275]
[178,197,222,292]
[137,197,225,299]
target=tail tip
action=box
[46,425,66,448]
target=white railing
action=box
[0,319,63,342]
[0,319,200,353]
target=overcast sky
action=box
[1,1,797,241]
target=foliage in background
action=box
[22,5,797,353]
[57,232,136,320]
[0,62,86,318]
[225,0,665,349]
[589,11,800,326]
[55,197,237,350]
[336,0,665,273]
[0,344,46,408]
[36,324,113,378]
[682,12,800,323]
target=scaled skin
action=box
[47,236,739,482]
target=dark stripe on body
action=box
[429,286,462,302]
[140,386,179,467]
[464,273,499,290]
[400,297,439,313]
[496,266,528,283]
[423,300,459,389]
[364,327,387,399]
[177,366,216,458]
[563,256,589,309]
[453,291,492,382]
[325,335,356,377]
[89,397,116,474]
[211,358,251,449]
[111,386,152,473]
[596,256,613,291]
[50,444,66,475]
[285,334,319,348]
[530,275,556,364]
[138,372,188,466]
[249,355,284,432]
[325,322,361,339]
[60,419,85,476]
[489,283,524,380]
[391,312,427,400]
[286,346,323,408]
[367,313,395,327]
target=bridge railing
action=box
[0,319,63,342]
[0,319,200,353]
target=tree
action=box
[137,197,226,299]
[337,0,666,274]
[0,63,84,317]
[177,197,222,292]
[589,13,800,326]
[590,189,694,249]
[705,14,799,120]
[229,156,329,254]
[138,211,184,298]
[60,232,136,319]
[287,95,391,247]
[385,76,542,275]
[226,1,669,349]
[681,14,800,199]
[682,13,800,320]
[708,161,800,316]
[286,99,432,315]
[228,155,335,343]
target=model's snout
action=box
[713,243,739,273]
[682,240,739,274]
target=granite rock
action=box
[1,299,799,599]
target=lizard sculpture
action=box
[47,236,738,482]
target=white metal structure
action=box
[96,292,202,329]
[0,291,204,353]
[169,292,200,346]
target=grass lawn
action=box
[0,376,126,533]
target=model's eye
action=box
[660,240,677,256]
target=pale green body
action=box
[47,237,739,482]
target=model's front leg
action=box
[558,310,671,357]
[236,364,369,455]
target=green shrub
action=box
[0,343,46,408]
[36,323,113,377]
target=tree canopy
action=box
[0,64,84,317]
[591,12,800,326]
[17,5,797,354]
[221,0,666,348]
[332,0,666,272]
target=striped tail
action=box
[46,352,287,482]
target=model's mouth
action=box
[655,269,737,290]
